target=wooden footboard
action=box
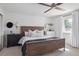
[22,37,65,56]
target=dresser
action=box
[7,34,23,47]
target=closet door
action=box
[0,14,3,49]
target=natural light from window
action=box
[63,15,72,33]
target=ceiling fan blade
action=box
[38,3,51,7]
[56,3,63,5]
[55,7,65,11]
[44,7,53,13]
[51,3,56,7]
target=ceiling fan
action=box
[38,3,64,13]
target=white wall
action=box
[3,12,48,34]
[47,16,64,37]
[48,16,72,44]
[0,14,2,49]
[0,7,4,49]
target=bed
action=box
[19,26,65,56]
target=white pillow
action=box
[31,30,44,37]
[25,31,28,36]
[31,30,37,37]
[24,30,32,37]
[28,30,33,37]
[37,30,44,37]
[46,31,55,37]
[25,30,44,37]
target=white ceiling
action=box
[0,3,79,17]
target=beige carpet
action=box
[0,45,79,56]
[0,46,22,56]
[44,45,79,56]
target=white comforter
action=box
[18,36,53,46]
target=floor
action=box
[0,44,79,56]
[44,44,79,56]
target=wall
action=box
[0,7,4,49]
[0,14,2,49]
[47,16,64,37]
[3,12,48,34]
[3,10,72,46]
[48,16,72,44]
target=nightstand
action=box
[7,34,23,47]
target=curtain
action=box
[55,16,64,37]
[72,10,79,48]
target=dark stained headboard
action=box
[20,26,44,35]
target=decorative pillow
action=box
[31,30,44,37]
[24,30,32,37]
[28,30,32,37]
[25,31,28,36]
[31,30,38,37]
[46,31,55,37]
[36,30,44,37]
[25,30,44,37]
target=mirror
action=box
[6,22,13,28]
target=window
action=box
[64,15,72,32]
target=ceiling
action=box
[0,3,79,17]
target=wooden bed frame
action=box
[20,26,65,56]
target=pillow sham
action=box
[31,30,44,37]
[24,30,32,37]
[24,30,44,37]
[46,31,55,37]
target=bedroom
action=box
[0,3,79,56]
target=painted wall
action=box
[47,16,64,37]
[0,14,2,49]
[0,7,4,49]
[3,12,48,34]
[48,16,72,44]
